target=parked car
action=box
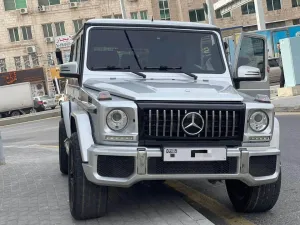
[268,57,281,85]
[34,95,57,112]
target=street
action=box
[0,114,299,225]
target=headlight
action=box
[249,111,269,132]
[106,109,128,131]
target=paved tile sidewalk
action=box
[0,146,213,225]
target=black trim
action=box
[60,73,80,78]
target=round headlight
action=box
[106,109,128,131]
[249,111,269,132]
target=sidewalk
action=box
[271,85,300,112]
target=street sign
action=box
[214,0,252,15]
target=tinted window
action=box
[87,29,226,74]
[268,59,279,67]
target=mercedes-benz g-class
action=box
[56,19,281,220]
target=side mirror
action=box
[60,62,80,78]
[236,65,261,81]
[55,48,63,65]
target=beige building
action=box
[0,0,300,72]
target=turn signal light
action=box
[97,91,112,101]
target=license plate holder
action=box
[163,147,227,162]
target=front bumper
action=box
[82,145,280,188]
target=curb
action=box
[275,107,300,112]
[0,109,60,126]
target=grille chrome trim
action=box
[170,110,173,137]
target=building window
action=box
[266,0,281,11]
[47,53,55,66]
[241,1,256,14]
[38,0,60,5]
[292,0,300,7]
[114,14,123,19]
[215,9,231,18]
[102,15,111,18]
[23,55,31,69]
[14,57,22,71]
[131,12,138,19]
[0,59,7,72]
[42,23,53,37]
[30,53,39,67]
[3,0,27,11]
[140,11,148,20]
[55,22,66,36]
[70,0,88,2]
[159,0,170,20]
[73,19,83,33]
[189,9,205,22]
[8,28,20,42]
[21,26,32,40]
[293,19,300,25]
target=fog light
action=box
[105,135,134,141]
[249,136,271,142]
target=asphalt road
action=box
[1,114,299,225]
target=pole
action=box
[0,132,5,165]
[55,77,60,94]
[254,0,266,30]
[120,0,127,19]
[206,0,216,25]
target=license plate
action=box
[163,147,227,162]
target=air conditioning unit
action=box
[19,8,28,14]
[45,37,54,43]
[38,5,46,12]
[69,2,78,8]
[27,46,36,54]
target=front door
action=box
[233,32,270,98]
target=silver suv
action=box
[56,19,281,220]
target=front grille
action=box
[148,157,238,174]
[137,102,245,146]
[249,155,277,177]
[97,156,135,178]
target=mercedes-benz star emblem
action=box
[181,112,205,136]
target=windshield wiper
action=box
[144,66,182,71]
[144,66,197,80]
[180,71,198,80]
[91,66,130,70]
[131,71,146,79]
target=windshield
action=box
[87,28,226,74]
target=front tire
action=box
[59,119,68,174]
[68,132,108,220]
[226,172,281,213]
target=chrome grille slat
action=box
[232,111,236,137]
[163,110,166,136]
[225,111,228,137]
[156,110,159,136]
[184,110,187,137]
[198,110,201,137]
[205,110,208,137]
[219,111,222,137]
[212,110,215,137]
[177,110,180,137]
[170,110,173,137]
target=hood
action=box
[83,78,244,102]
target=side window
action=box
[236,36,265,79]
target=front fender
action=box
[71,110,95,162]
[270,117,280,149]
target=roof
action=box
[86,19,218,30]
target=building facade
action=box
[0,0,300,72]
